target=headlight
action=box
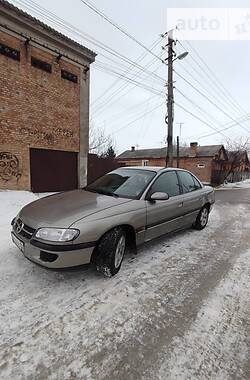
[35,228,80,242]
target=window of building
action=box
[0,43,20,61]
[61,69,78,83]
[178,171,201,193]
[142,160,149,166]
[147,171,180,198]
[31,57,52,73]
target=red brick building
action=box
[0,0,96,192]
[117,143,228,184]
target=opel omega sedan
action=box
[11,167,215,276]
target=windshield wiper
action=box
[84,187,119,197]
[84,187,98,193]
[97,190,119,198]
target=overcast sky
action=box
[9,0,250,153]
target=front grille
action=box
[14,218,36,240]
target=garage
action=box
[30,148,78,192]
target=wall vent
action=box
[0,43,20,61]
[61,69,78,83]
[31,57,52,73]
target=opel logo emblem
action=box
[15,219,24,234]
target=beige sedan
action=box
[11,167,215,276]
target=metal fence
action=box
[87,154,123,185]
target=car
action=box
[11,167,215,276]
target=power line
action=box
[13,0,165,84]
[175,102,229,139]
[175,70,250,134]
[190,114,250,140]
[94,63,164,96]
[13,0,167,125]
[92,56,165,117]
[95,59,164,88]
[178,39,247,116]
[79,0,166,64]
[14,0,249,142]
[174,46,245,120]
[91,37,162,107]
[91,50,164,114]
[175,88,230,138]
[111,102,164,135]
[93,94,161,130]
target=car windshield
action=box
[85,168,156,199]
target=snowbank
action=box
[219,179,250,189]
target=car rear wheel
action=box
[93,227,126,277]
[194,205,209,230]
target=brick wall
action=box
[176,157,212,183]
[117,156,213,183]
[0,30,81,190]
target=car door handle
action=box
[178,202,183,208]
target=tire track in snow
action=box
[0,204,249,379]
[155,249,250,380]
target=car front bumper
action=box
[11,231,95,269]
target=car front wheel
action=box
[93,227,126,277]
[194,205,209,230]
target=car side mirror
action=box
[150,192,169,201]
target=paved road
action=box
[215,187,250,204]
[0,191,249,379]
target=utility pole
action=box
[176,135,180,168]
[166,35,174,167]
[163,30,188,167]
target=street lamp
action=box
[177,51,189,60]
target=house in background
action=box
[116,143,230,185]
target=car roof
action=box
[118,166,164,172]
[118,166,188,172]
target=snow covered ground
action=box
[0,190,249,379]
[218,178,250,189]
[155,249,250,380]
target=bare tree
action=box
[223,137,250,182]
[224,137,250,154]
[89,123,116,157]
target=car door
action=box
[177,170,204,226]
[145,171,185,241]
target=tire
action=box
[93,227,126,277]
[193,205,209,230]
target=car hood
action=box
[19,190,132,229]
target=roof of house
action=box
[227,150,250,163]
[117,145,224,160]
[0,0,96,61]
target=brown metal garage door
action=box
[30,148,78,192]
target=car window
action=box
[147,171,180,198]
[85,168,156,200]
[192,175,202,190]
[178,171,200,193]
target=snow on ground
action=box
[0,190,249,379]
[218,179,250,189]
[156,249,250,380]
